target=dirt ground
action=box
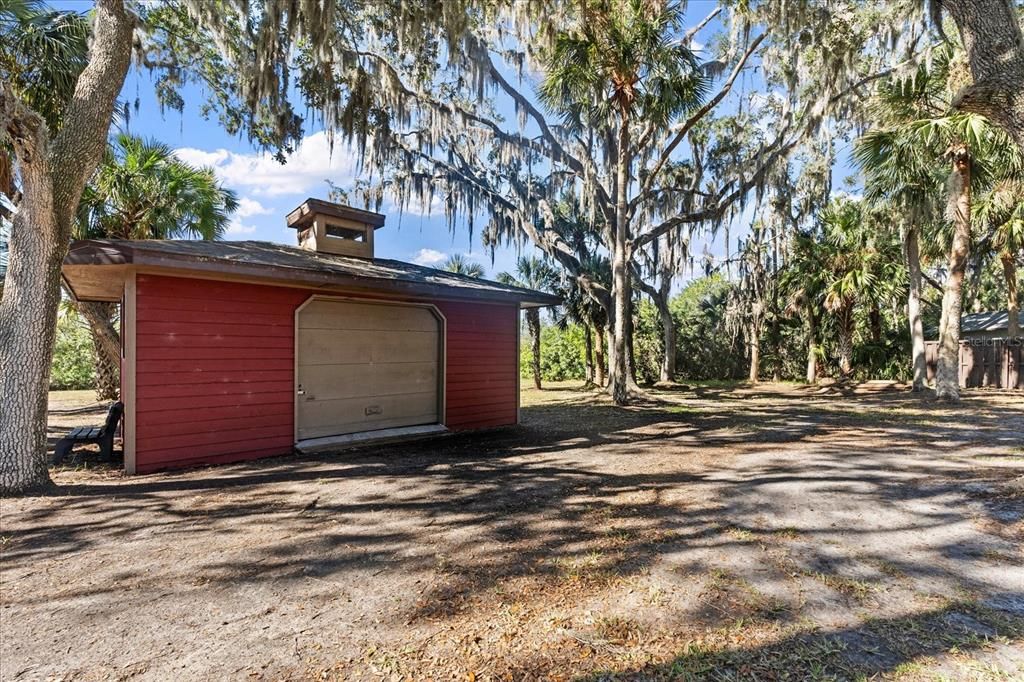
[2,382,1023,681]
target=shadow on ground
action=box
[3,383,1022,679]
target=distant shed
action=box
[62,199,559,474]
[958,311,1024,341]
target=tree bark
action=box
[658,297,676,383]
[940,0,1024,154]
[582,323,595,387]
[609,103,635,404]
[1002,250,1019,338]
[869,304,882,344]
[904,225,928,391]
[748,322,761,384]
[594,323,607,387]
[78,300,120,401]
[935,146,973,401]
[526,308,542,390]
[836,304,855,378]
[806,307,819,384]
[0,0,134,494]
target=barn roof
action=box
[960,310,1024,334]
[64,239,561,307]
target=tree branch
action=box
[50,0,136,220]
[637,32,766,196]
[633,130,799,250]
[480,47,616,221]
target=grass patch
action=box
[580,602,1023,681]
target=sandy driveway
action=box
[2,383,1022,680]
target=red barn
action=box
[62,199,558,474]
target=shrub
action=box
[50,308,96,390]
[520,324,588,382]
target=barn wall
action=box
[132,275,521,473]
[133,275,308,473]
[436,300,520,430]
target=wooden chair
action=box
[52,401,124,465]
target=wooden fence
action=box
[925,339,1023,389]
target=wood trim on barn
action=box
[516,310,522,425]
[123,272,137,474]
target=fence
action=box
[925,339,1023,389]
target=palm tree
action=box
[75,134,238,399]
[553,254,611,388]
[820,200,878,378]
[728,224,772,384]
[781,231,829,383]
[441,253,485,278]
[1,0,88,300]
[0,217,9,299]
[77,134,237,241]
[498,256,559,390]
[539,0,706,404]
[855,46,1016,399]
[0,0,89,208]
[974,155,1024,338]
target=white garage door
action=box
[296,299,442,441]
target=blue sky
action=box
[57,1,859,285]
[120,68,505,273]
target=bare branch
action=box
[633,131,799,250]
[480,48,616,221]
[637,32,766,196]
[680,5,722,46]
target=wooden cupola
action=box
[286,198,386,259]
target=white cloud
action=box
[394,193,445,217]
[225,219,257,237]
[236,197,272,218]
[175,131,358,198]
[830,190,863,202]
[412,248,447,266]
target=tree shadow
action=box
[575,600,1024,680]
[4,388,1023,677]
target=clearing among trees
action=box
[2,383,1021,680]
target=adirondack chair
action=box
[52,401,124,465]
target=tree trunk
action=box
[806,307,818,384]
[0,148,61,493]
[935,146,973,401]
[0,0,134,494]
[82,301,120,400]
[609,103,635,405]
[583,323,595,387]
[594,324,607,387]
[940,0,1024,154]
[836,304,855,378]
[658,299,676,383]
[526,309,542,390]
[869,304,882,344]
[905,225,927,391]
[748,322,761,384]
[1003,250,1020,338]
[76,300,120,400]
[624,282,637,384]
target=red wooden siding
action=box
[131,275,521,472]
[133,275,307,473]
[436,301,520,430]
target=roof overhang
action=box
[63,240,561,308]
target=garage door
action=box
[296,299,442,440]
